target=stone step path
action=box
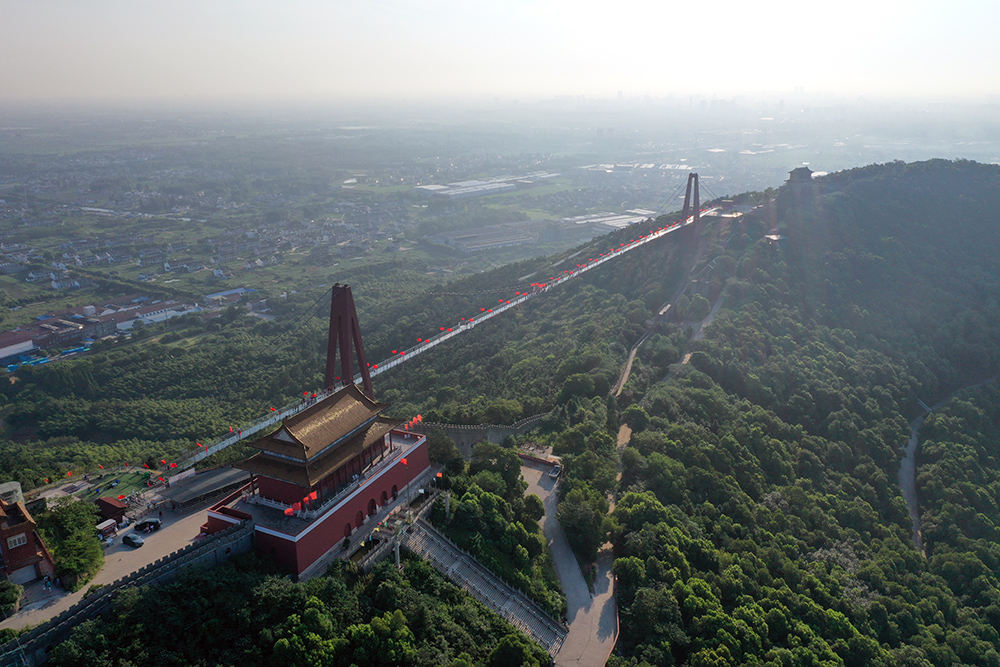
[401,519,567,657]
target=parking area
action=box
[0,507,210,632]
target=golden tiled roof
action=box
[247,384,388,462]
[236,416,397,489]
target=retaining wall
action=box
[427,412,549,457]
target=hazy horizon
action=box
[4,0,999,105]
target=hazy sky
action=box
[3,0,998,103]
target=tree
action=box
[426,426,462,469]
[488,633,546,667]
[623,404,650,432]
[36,498,103,590]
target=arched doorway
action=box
[367,498,377,516]
[380,490,388,505]
[391,485,398,500]
[344,523,352,538]
[355,510,364,527]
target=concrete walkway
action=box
[522,463,617,667]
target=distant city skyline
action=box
[3,0,999,104]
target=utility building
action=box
[202,384,430,578]
[0,500,55,585]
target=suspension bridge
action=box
[179,175,718,470]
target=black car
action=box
[135,518,162,533]
[123,534,144,548]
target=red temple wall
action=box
[256,476,308,505]
[255,530,299,573]
[292,439,429,574]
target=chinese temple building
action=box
[203,384,430,578]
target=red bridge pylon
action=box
[325,284,374,398]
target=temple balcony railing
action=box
[246,431,425,520]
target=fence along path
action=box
[401,519,567,657]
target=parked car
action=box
[548,465,562,479]
[123,534,144,548]
[135,518,162,533]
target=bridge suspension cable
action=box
[180,199,719,470]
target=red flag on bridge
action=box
[401,458,408,466]
[284,507,294,516]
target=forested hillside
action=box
[2,159,999,666]
[44,555,550,667]
[605,160,1000,666]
